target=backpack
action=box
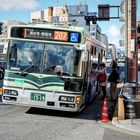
[98,73,106,82]
[108,70,119,83]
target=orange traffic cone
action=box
[99,97,110,123]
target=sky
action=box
[0,0,140,49]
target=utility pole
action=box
[124,0,128,82]
[125,0,137,82]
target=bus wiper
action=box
[20,65,39,76]
[43,66,55,73]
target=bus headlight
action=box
[4,89,18,96]
[76,96,81,104]
[59,96,75,102]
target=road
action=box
[0,95,140,140]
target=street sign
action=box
[98,4,110,20]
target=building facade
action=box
[107,44,116,59]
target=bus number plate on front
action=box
[31,93,45,102]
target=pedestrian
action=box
[98,63,107,99]
[0,67,4,80]
[87,63,98,103]
[111,59,117,69]
[108,67,120,101]
[88,63,98,85]
[88,63,98,91]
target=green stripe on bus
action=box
[4,78,64,89]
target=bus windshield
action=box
[7,40,81,77]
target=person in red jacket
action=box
[98,63,107,99]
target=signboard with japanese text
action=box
[11,27,81,43]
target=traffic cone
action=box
[100,97,110,123]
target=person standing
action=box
[87,63,98,103]
[0,67,4,80]
[108,68,120,101]
[98,63,107,99]
[111,59,117,69]
[88,63,98,85]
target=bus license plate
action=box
[31,93,45,102]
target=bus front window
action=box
[7,40,81,77]
[8,40,43,71]
[43,44,80,76]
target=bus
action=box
[2,24,106,112]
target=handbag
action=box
[98,73,106,82]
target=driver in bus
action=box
[54,58,66,74]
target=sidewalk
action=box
[112,117,140,133]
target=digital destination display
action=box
[11,27,81,43]
[24,28,54,40]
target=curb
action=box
[112,117,121,127]
[112,117,140,133]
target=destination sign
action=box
[24,28,54,40]
[11,27,81,43]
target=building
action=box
[101,34,108,48]
[0,22,3,35]
[107,44,116,59]
[67,4,88,27]
[31,10,44,22]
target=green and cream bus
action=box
[2,24,106,112]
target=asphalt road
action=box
[0,95,140,140]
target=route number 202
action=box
[54,31,68,41]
